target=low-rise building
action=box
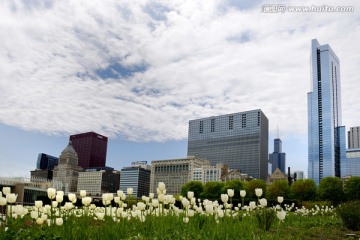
[268,168,287,183]
[150,156,210,195]
[221,169,252,182]
[77,169,120,196]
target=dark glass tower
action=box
[187,109,269,180]
[36,153,59,170]
[269,138,286,173]
[69,132,108,169]
[308,39,346,185]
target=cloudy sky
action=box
[0,0,359,178]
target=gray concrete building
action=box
[187,110,269,180]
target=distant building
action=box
[221,169,252,182]
[348,126,360,149]
[120,163,151,198]
[53,141,83,193]
[36,153,59,170]
[150,156,210,195]
[0,177,63,205]
[294,171,304,180]
[307,39,346,185]
[193,163,227,183]
[77,169,120,196]
[268,168,287,184]
[188,110,269,180]
[269,138,286,173]
[346,148,360,176]
[70,132,108,169]
[31,153,59,180]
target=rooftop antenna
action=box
[277,125,280,139]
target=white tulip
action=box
[56,195,63,203]
[79,190,87,198]
[57,191,64,197]
[31,211,39,219]
[187,191,194,199]
[68,193,77,203]
[227,189,234,198]
[277,196,284,204]
[158,194,165,203]
[2,187,11,196]
[36,218,44,225]
[56,218,63,226]
[259,198,267,207]
[183,217,189,223]
[47,188,56,199]
[64,202,73,210]
[240,190,246,198]
[255,188,263,197]
[0,197,7,206]
[52,201,58,208]
[221,194,228,203]
[6,193,17,204]
[127,188,133,195]
[82,197,92,206]
[158,182,166,192]
[35,200,43,209]
[149,193,154,199]
[277,211,286,221]
[181,198,190,208]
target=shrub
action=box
[246,179,267,200]
[181,181,204,198]
[200,181,225,200]
[318,177,344,204]
[336,201,360,231]
[267,180,290,200]
[344,176,360,200]
[290,179,316,201]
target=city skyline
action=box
[1,1,359,178]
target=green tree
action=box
[344,176,360,200]
[180,181,204,198]
[267,180,290,200]
[200,181,225,200]
[221,180,245,201]
[318,176,344,204]
[290,179,317,201]
[246,179,267,200]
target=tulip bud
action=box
[240,190,246,198]
[255,188,263,197]
[277,196,284,204]
[187,191,194,199]
[227,189,234,197]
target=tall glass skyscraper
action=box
[269,138,286,173]
[187,109,269,180]
[307,39,346,185]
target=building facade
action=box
[269,138,286,173]
[346,148,360,176]
[53,141,83,193]
[187,110,269,180]
[120,164,151,198]
[193,163,226,183]
[69,132,108,169]
[150,156,210,195]
[307,39,346,185]
[348,126,360,149]
[77,170,120,196]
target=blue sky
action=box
[0,0,359,178]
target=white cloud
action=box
[0,0,359,143]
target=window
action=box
[242,114,246,128]
[229,116,234,130]
[211,119,215,132]
[199,121,204,134]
